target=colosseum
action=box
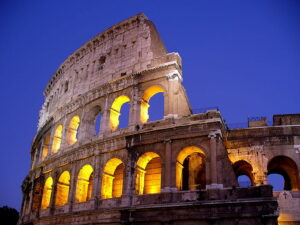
[19,13,300,225]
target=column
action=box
[49,173,58,215]
[162,139,174,192]
[165,71,181,118]
[68,162,77,212]
[91,153,101,208]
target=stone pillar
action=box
[28,180,35,215]
[165,70,181,118]
[128,86,141,127]
[91,153,101,208]
[49,173,58,215]
[162,139,175,192]
[206,130,223,189]
[68,162,77,212]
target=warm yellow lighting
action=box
[67,115,80,145]
[76,164,93,202]
[41,134,50,160]
[52,125,63,153]
[55,171,70,207]
[136,152,161,195]
[109,95,130,131]
[101,158,124,199]
[140,86,164,123]
[41,177,53,210]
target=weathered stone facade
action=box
[19,13,300,225]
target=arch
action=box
[67,115,80,145]
[140,85,165,123]
[55,171,70,207]
[41,177,53,210]
[75,164,94,202]
[41,133,51,160]
[52,125,63,153]
[101,158,125,199]
[110,95,130,131]
[31,180,42,211]
[176,146,206,191]
[267,155,300,190]
[232,160,254,187]
[135,152,161,195]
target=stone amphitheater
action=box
[19,13,300,225]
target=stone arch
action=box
[31,180,42,211]
[41,133,51,161]
[109,95,130,131]
[176,146,206,191]
[41,177,53,210]
[135,152,162,195]
[83,104,103,137]
[76,164,94,202]
[66,115,80,145]
[267,155,300,190]
[101,158,125,199]
[140,85,165,123]
[232,160,254,187]
[52,124,63,153]
[55,171,70,207]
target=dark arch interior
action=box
[233,160,254,186]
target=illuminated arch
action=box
[110,95,130,131]
[75,164,94,202]
[67,115,80,145]
[176,146,206,190]
[267,155,300,191]
[140,86,165,123]
[135,152,161,195]
[232,160,254,187]
[41,177,53,210]
[52,125,63,153]
[55,171,70,207]
[41,133,51,160]
[101,158,124,199]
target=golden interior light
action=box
[41,177,53,210]
[135,152,161,195]
[55,171,70,207]
[140,86,164,124]
[101,158,124,199]
[109,95,130,131]
[176,146,205,190]
[76,164,94,203]
[52,125,63,153]
[67,115,80,145]
[41,134,51,160]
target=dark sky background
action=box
[0,0,299,210]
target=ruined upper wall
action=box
[39,13,167,130]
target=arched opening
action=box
[232,160,254,187]
[135,152,161,195]
[110,95,130,131]
[67,115,80,145]
[176,146,206,191]
[41,133,51,160]
[24,195,30,215]
[268,174,285,191]
[76,164,94,202]
[52,125,63,153]
[31,181,42,211]
[140,86,164,123]
[41,177,53,210]
[55,171,70,207]
[101,158,125,199]
[267,156,300,191]
[95,112,102,135]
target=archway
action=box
[41,177,53,210]
[52,125,63,153]
[101,158,124,199]
[176,146,206,191]
[41,133,50,160]
[267,156,300,191]
[140,86,165,123]
[75,164,94,202]
[232,160,254,187]
[67,115,80,145]
[31,180,42,211]
[109,95,130,131]
[55,171,70,207]
[135,152,161,194]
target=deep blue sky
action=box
[0,0,299,210]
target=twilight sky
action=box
[0,0,299,210]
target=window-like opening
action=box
[67,115,80,145]
[41,177,53,210]
[109,95,130,131]
[267,156,300,191]
[99,56,106,64]
[64,81,69,93]
[55,171,70,207]
[95,112,102,135]
[232,160,254,187]
[76,164,94,202]
[267,174,285,191]
[176,146,206,191]
[41,134,51,161]
[101,158,124,199]
[118,101,130,129]
[140,86,164,123]
[31,181,42,211]
[135,152,161,195]
[52,125,63,153]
